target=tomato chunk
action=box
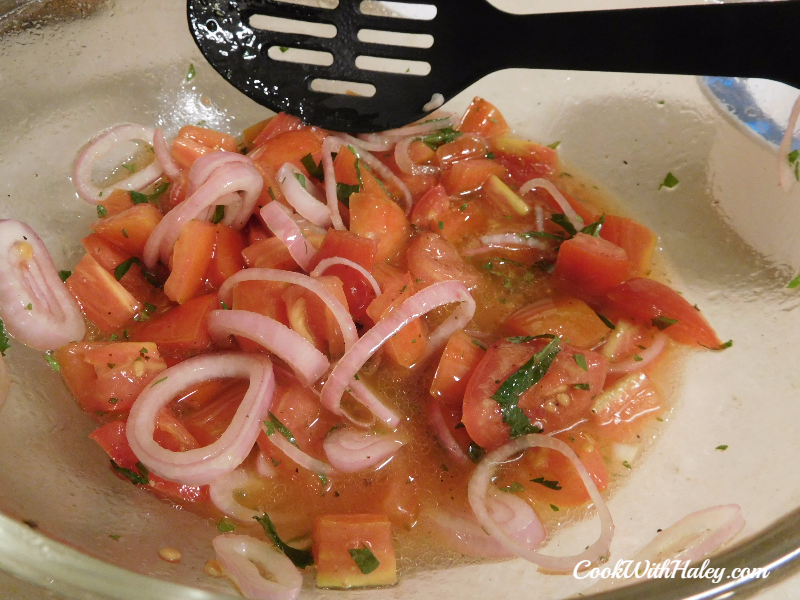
[132,293,218,352]
[206,224,246,289]
[349,190,410,263]
[599,215,657,278]
[164,220,217,304]
[504,297,611,349]
[429,331,486,404]
[604,277,722,348]
[552,233,632,299]
[92,203,163,257]
[457,97,511,139]
[440,158,507,196]
[366,273,426,368]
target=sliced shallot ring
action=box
[72,124,164,204]
[779,94,800,191]
[321,136,348,231]
[127,353,275,486]
[364,114,458,140]
[479,233,549,250]
[255,450,277,478]
[310,257,381,298]
[323,427,404,473]
[321,281,475,423]
[487,490,547,551]
[348,143,413,215]
[0,220,85,351]
[519,178,584,230]
[426,400,471,467]
[209,468,262,522]
[337,133,393,152]
[347,378,398,428]
[187,151,252,197]
[260,203,318,272]
[468,433,614,572]
[277,162,332,227]
[607,332,668,374]
[394,135,439,176]
[219,269,357,351]
[207,309,329,385]
[213,534,303,600]
[153,128,181,181]
[422,508,514,558]
[263,423,334,477]
[143,159,263,268]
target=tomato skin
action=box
[407,233,486,291]
[206,224,246,289]
[552,233,632,299]
[410,184,450,230]
[366,272,427,368]
[430,331,486,404]
[462,338,608,450]
[503,296,611,349]
[163,220,217,304]
[603,277,722,348]
[457,97,511,139]
[599,216,657,278]
[250,112,303,148]
[92,203,163,258]
[131,293,218,353]
[180,380,248,446]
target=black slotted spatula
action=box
[188,0,800,133]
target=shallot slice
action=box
[143,157,263,268]
[519,178,584,230]
[260,203,318,272]
[422,509,514,558]
[187,150,252,197]
[321,281,475,424]
[207,309,329,385]
[607,332,668,374]
[425,400,471,467]
[213,534,303,600]
[486,491,547,551]
[478,233,550,250]
[468,434,614,572]
[321,136,349,231]
[348,143,413,215]
[127,353,275,486]
[394,135,439,176]
[276,163,331,228]
[153,128,181,181]
[218,269,357,351]
[72,124,164,204]
[209,468,262,522]
[263,423,334,478]
[362,114,459,142]
[255,450,278,478]
[347,378,399,429]
[0,220,85,351]
[323,427,404,473]
[310,257,381,298]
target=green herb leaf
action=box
[787,273,800,289]
[216,519,237,533]
[550,504,560,512]
[485,151,495,159]
[130,190,149,205]
[25,303,32,310]
[108,397,119,404]
[467,442,485,463]
[268,187,276,201]
[520,231,566,241]
[293,172,307,189]
[547,141,561,150]
[491,337,561,438]
[114,257,139,281]
[186,63,196,81]
[279,46,289,53]
[633,354,643,362]
[121,228,129,238]
[110,460,149,485]
[531,476,561,490]
[44,351,60,372]
[348,546,380,574]
[659,172,679,190]
[580,213,605,237]
[499,481,525,493]
[336,182,360,205]
[438,220,444,230]
[58,270,72,282]
[472,339,488,350]
[97,205,108,218]
[211,205,225,224]
[221,301,231,310]
[152,376,168,386]
[121,164,136,174]
[572,383,590,390]
[347,146,364,188]
[573,353,588,371]
[622,460,632,469]
[0,319,11,356]
[266,412,298,447]
[596,313,615,329]
[651,316,678,330]
[254,513,314,569]
[421,127,462,150]
[300,154,325,180]
[716,445,729,451]
[789,149,799,163]
[550,214,578,237]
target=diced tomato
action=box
[552,233,632,299]
[333,145,391,199]
[206,224,246,289]
[406,233,486,290]
[599,215,657,278]
[131,293,218,352]
[349,190,410,263]
[67,254,141,334]
[92,203,163,257]
[242,236,300,271]
[81,233,132,270]
[366,273,426,368]
[309,229,378,321]
[313,514,397,588]
[408,140,436,164]
[457,97,511,139]
[498,429,608,507]
[230,279,291,352]
[163,171,189,212]
[180,380,248,446]
[429,331,486,404]
[56,342,168,414]
[164,220,217,304]
[283,275,348,358]
[462,338,608,450]
[251,113,303,149]
[97,189,135,217]
[490,135,558,184]
[589,372,662,443]
[504,296,611,349]
[153,409,201,452]
[440,158,507,196]
[251,129,324,173]
[410,184,451,229]
[603,277,722,348]
[171,125,238,170]
[435,134,488,168]
[89,420,209,503]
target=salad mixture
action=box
[0,97,731,598]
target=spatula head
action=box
[187,0,468,133]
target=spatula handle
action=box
[462,1,800,90]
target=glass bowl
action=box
[2,1,800,599]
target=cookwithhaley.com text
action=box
[573,558,770,584]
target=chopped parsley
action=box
[572,383,590,390]
[485,151,495,159]
[108,397,119,404]
[293,172,307,188]
[264,412,298,447]
[186,63,196,81]
[787,273,800,289]
[460,203,468,211]
[121,164,136,174]
[44,351,60,372]
[531,476,561,490]
[499,481,525,493]
[573,353,588,371]
[633,354,643,362]
[58,270,72,282]
[789,149,800,181]
[300,154,325,180]
[279,46,289,53]
[716,445,729,451]
[211,205,225,224]
[336,182,360,205]
[491,336,561,438]
[622,460,633,469]
[121,228,129,238]
[438,220,444,230]
[547,141,561,150]
[550,504,560,512]
[130,190,149,205]
[580,214,605,237]
[220,301,231,310]
[25,303,32,311]
[659,172,680,189]
[596,313,615,329]
[467,442,485,463]
[347,146,364,187]
[421,127,462,150]
[550,213,578,237]
[254,513,314,568]
[216,519,237,533]
[349,546,380,574]
[152,376,168,386]
[651,316,678,330]
[110,460,149,485]
[97,205,108,218]
[472,339,488,350]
